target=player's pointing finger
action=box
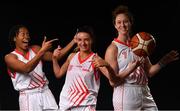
[49,38,59,43]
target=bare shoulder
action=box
[105,42,118,56]
[4,53,17,63]
[67,52,76,61]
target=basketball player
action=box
[101,5,179,110]
[4,25,76,111]
[52,25,122,111]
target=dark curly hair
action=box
[8,24,28,49]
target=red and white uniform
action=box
[59,52,100,111]
[112,39,157,111]
[8,48,58,111]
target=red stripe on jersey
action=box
[68,76,89,107]
[72,77,89,106]
[7,69,16,79]
[30,73,45,87]
[114,38,130,47]
[14,49,30,60]
[78,52,94,64]
[29,79,40,88]
[75,77,89,106]
[68,81,79,103]
[91,62,99,81]
[33,72,46,83]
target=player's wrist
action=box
[158,61,166,68]
[105,62,110,67]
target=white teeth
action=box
[23,41,29,44]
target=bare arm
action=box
[5,50,44,74]
[93,43,123,87]
[106,43,140,78]
[56,39,76,60]
[93,53,121,87]
[145,50,179,77]
[94,43,141,87]
[42,36,76,61]
[52,46,75,78]
[4,37,58,74]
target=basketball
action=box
[130,32,156,57]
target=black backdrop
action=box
[0,0,180,110]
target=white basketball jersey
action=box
[59,52,100,110]
[113,39,148,85]
[7,48,48,91]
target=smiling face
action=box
[14,27,30,51]
[76,32,92,53]
[114,13,132,36]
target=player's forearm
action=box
[52,58,61,78]
[23,50,45,73]
[106,65,118,80]
[57,39,75,60]
[147,63,162,77]
[100,65,122,87]
[117,65,136,79]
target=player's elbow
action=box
[55,74,61,79]
[109,80,115,87]
[110,78,124,87]
[54,71,64,79]
[16,68,32,74]
[147,73,155,78]
[109,80,121,87]
[22,66,33,73]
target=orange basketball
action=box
[130,32,156,57]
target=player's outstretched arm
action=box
[56,35,77,60]
[5,37,57,74]
[145,50,179,77]
[33,36,59,61]
[52,46,75,79]
[41,35,76,61]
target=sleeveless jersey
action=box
[7,48,48,91]
[59,52,100,110]
[113,39,148,85]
